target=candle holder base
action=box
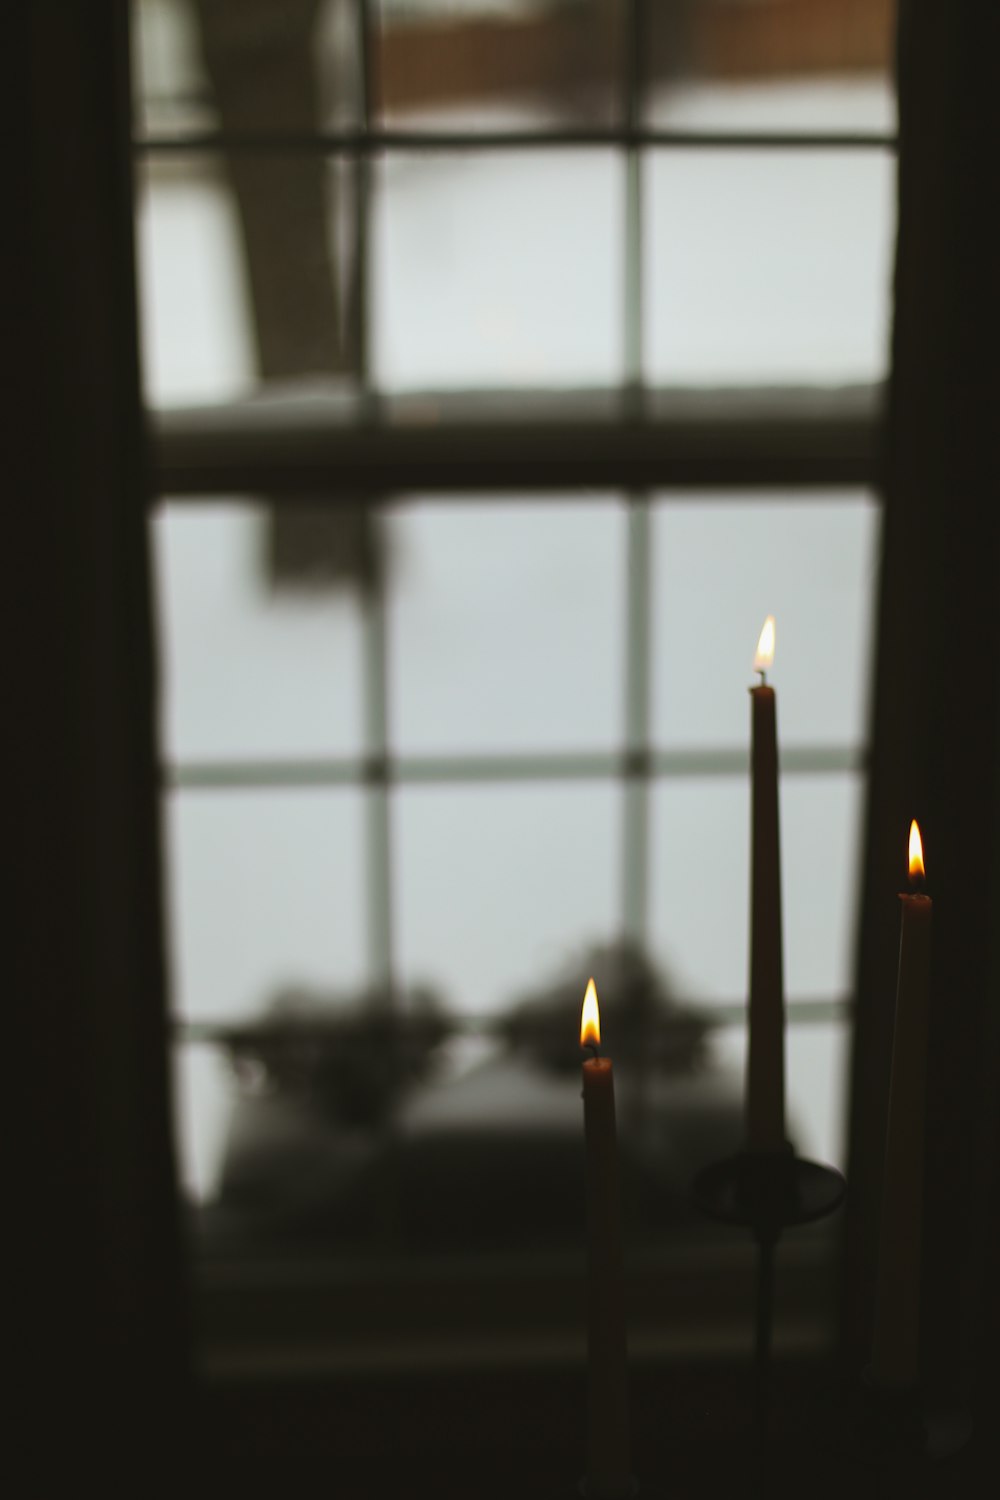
[691,1149,846,1442]
[691,1149,846,1240]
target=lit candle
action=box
[747,615,786,1153]
[580,979,631,1499]
[871,820,933,1387]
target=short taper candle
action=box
[580,979,631,1498]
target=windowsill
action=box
[192,1222,842,1382]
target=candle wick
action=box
[756,668,767,685]
[583,1039,600,1062]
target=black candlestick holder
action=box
[691,1145,846,1440]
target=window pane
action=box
[651,494,880,750]
[373,0,624,129]
[645,0,894,134]
[711,1017,850,1169]
[153,504,366,761]
[132,0,365,138]
[394,783,621,1017]
[173,1039,234,1205]
[132,0,215,138]
[648,773,864,1005]
[137,157,255,405]
[372,151,623,391]
[165,788,368,1020]
[644,149,894,385]
[387,501,625,755]
[136,154,359,406]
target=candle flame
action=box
[580,978,601,1049]
[753,615,776,673]
[908,819,925,884]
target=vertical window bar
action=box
[623,0,645,390]
[622,507,652,942]
[621,0,652,949]
[351,0,375,387]
[355,0,395,1004]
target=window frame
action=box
[136,0,896,1374]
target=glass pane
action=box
[387,501,625,755]
[372,151,623,391]
[648,773,864,1006]
[136,154,359,406]
[373,0,624,129]
[153,504,366,761]
[783,774,864,1001]
[644,149,895,385]
[172,1039,234,1205]
[132,0,364,138]
[136,157,254,405]
[394,783,621,1017]
[645,0,895,134]
[132,0,215,137]
[711,1017,850,1168]
[165,788,368,1020]
[651,494,880,750]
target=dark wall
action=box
[846,0,1000,1415]
[12,4,191,1477]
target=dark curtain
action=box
[13,3,191,1476]
[845,0,1000,1419]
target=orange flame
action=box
[908,819,925,883]
[580,978,601,1049]
[753,615,776,673]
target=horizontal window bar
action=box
[163,744,865,792]
[134,126,897,156]
[150,383,883,497]
[174,996,851,1046]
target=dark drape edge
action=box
[843,0,1000,1411]
[14,3,192,1469]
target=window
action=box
[133,0,895,1370]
